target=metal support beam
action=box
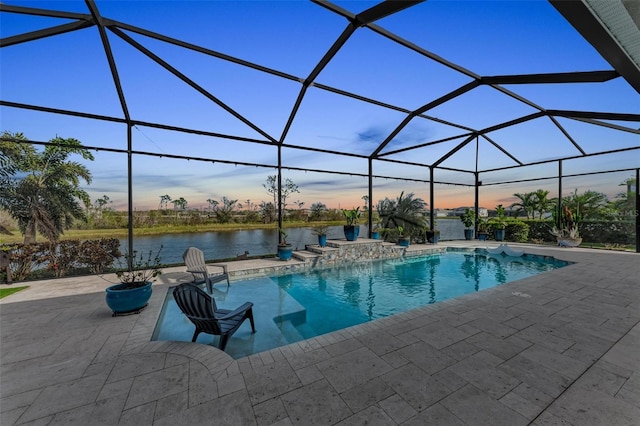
[368,159,373,238]
[558,160,563,230]
[277,146,283,244]
[474,136,480,238]
[635,169,640,253]
[86,0,131,123]
[475,172,480,238]
[480,70,619,85]
[429,167,435,231]
[0,20,94,47]
[353,1,423,26]
[127,123,134,270]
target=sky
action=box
[1,0,638,212]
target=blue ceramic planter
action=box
[318,235,327,247]
[426,230,440,244]
[344,225,359,241]
[278,244,293,261]
[105,281,152,316]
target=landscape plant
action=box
[460,208,475,228]
[113,246,163,289]
[342,207,361,226]
[376,191,427,241]
[0,133,94,244]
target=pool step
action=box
[304,244,339,255]
[277,319,306,342]
[277,318,318,343]
[291,249,323,262]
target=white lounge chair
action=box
[183,247,230,292]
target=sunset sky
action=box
[1,0,638,212]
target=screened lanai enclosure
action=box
[1,0,639,257]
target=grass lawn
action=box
[0,286,29,299]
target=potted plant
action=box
[397,225,410,247]
[371,223,381,240]
[492,204,507,241]
[425,219,440,244]
[425,228,439,244]
[311,225,329,247]
[460,208,475,240]
[490,218,506,241]
[551,204,582,247]
[477,217,490,241]
[277,228,293,260]
[342,207,361,241]
[105,246,162,316]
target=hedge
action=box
[0,238,120,282]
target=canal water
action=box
[120,226,346,265]
[121,220,462,265]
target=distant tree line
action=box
[1,134,636,246]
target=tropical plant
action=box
[278,228,289,246]
[342,207,361,226]
[477,216,489,233]
[612,177,636,218]
[511,192,536,219]
[376,191,427,239]
[532,189,552,219]
[460,208,475,228]
[0,132,94,244]
[563,188,609,220]
[311,225,329,236]
[490,204,507,230]
[114,246,163,288]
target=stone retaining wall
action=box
[229,239,445,279]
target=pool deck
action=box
[1,241,639,425]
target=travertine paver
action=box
[1,242,639,425]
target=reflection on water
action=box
[276,251,569,339]
[122,226,349,265]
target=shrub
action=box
[1,243,48,281]
[78,238,120,274]
[505,220,529,242]
[44,240,81,278]
[0,238,121,282]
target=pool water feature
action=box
[152,249,571,359]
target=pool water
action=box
[152,249,570,359]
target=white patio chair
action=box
[183,247,230,293]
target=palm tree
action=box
[532,189,552,219]
[564,189,609,220]
[0,133,93,243]
[376,191,427,238]
[510,192,535,219]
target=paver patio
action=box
[1,242,638,425]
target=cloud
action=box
[357,127,387,143]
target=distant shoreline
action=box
[0,221,342,245]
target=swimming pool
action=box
[152,249,571,358]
